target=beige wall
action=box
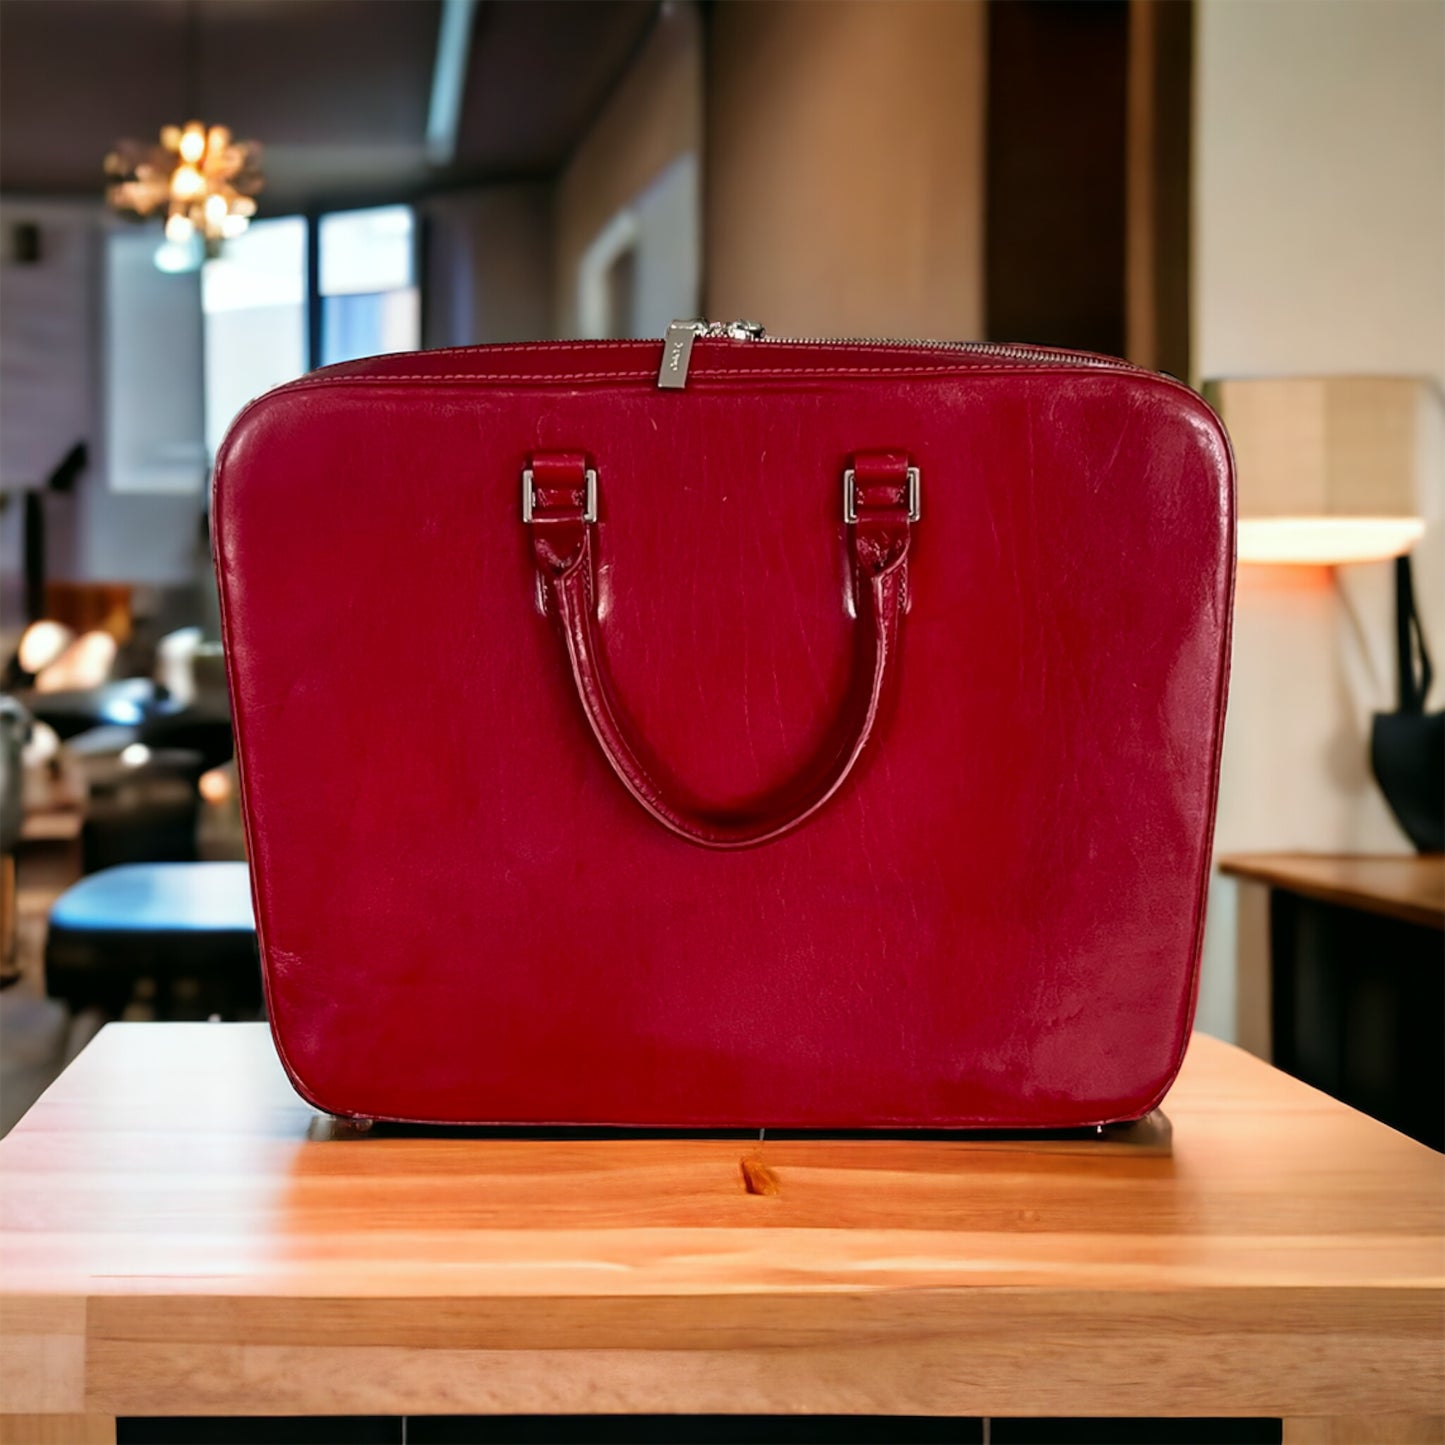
[1193,0,1445,1041]
[553,3,703,337]
[705,0,985,339]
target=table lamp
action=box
[1205,375,1443,851]
[1204,375,1435,565]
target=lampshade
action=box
[1203,376,1439,565]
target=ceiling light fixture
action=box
[106,122,262,259]
[103,3,263,268]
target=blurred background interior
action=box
[0,0,1441,1142]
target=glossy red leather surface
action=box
[530,447,913,848]
[213,338,1235,1128]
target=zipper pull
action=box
[657,319,766,389]
[658,320,705,389]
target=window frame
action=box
[304,202,423,370]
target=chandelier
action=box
[105,120,263,260]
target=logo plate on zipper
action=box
[658,321,703,389]
[658,319,767,389]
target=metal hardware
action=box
[658,319,768,389]
[658,318,1130,391]
[659,321,704,389]
[758,333,1129,371]
[719,320,766,341]
[844,465,920,524]
[522,466,597,524]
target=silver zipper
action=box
[658,319,765,387]
[657,318,1134,389]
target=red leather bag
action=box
[213,324,1235,1128]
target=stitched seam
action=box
[333,339,654,360]
[315,340,1142,366]
[275,362,1140,390]
[314,340,1132,361]
[306,340,657,377]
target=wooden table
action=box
[17,810,83,847]
[1220,854,1445,934]
[1,1025,1441,1444]
[1220,853,1445,1150]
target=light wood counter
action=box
[1,1023,1440,1443]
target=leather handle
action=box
[526,451,915,850]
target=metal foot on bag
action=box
[306,1114,376,1141]
[1094,1109,1172,1154]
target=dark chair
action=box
[45,862,261,1020]
[67,738,206,873]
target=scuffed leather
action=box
[212,337,1236,1129]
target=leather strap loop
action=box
[527,451,914,850]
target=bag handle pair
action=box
[523,451,918,851]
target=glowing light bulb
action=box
[199,767,234,805]
[35,631,116,693]
[203,193,228,230]
[155,238,201,273]
[179,124,206,164]
[17,619,75,674]
[120,743,152,768]
[165,212,195,242]
[171,164,204,200]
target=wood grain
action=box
[1125,0,1192,378]
[1219,853,1445,930]
[705,1,985,340]
[1,1024,1441,1422]
[0,1416,114,1445]
[0,1297,87,1415]
[1284,1418,1445,1445]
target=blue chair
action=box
[45,862,260,1019]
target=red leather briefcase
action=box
[213,323,1234,1128]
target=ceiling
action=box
[0,0,660,207]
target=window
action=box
[192,204,420,463]
[104,204,420,486]
[318,205,419,367]
[106,227,207,493]
[201,216,308,463]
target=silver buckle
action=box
[843,466,920,524]
[522,466,598,524]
